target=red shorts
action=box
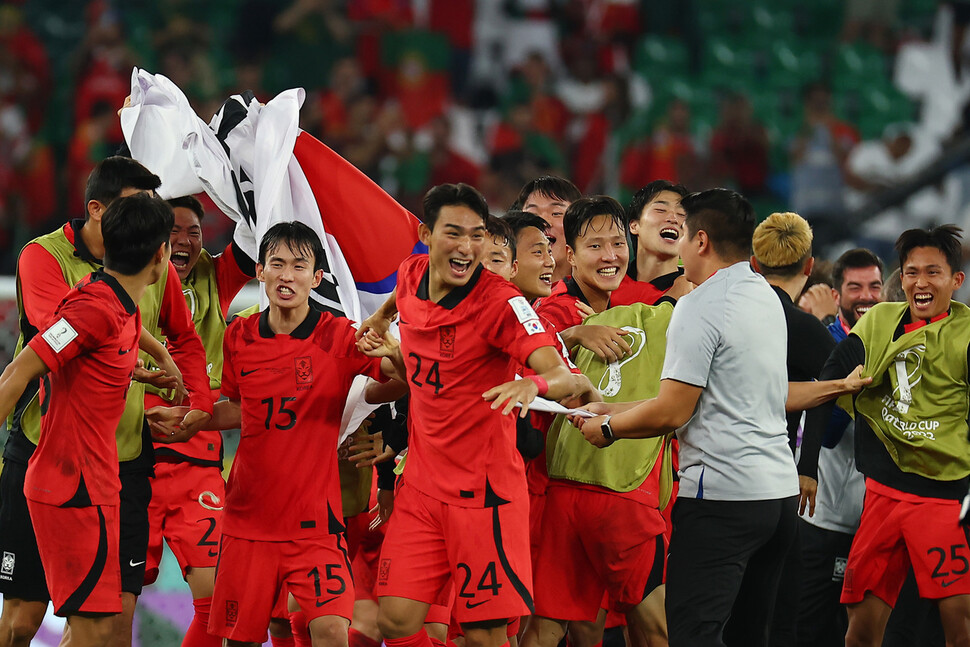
[209,533,354,643]
[28,500,122,616]
[376,484,533,623]
[842,480,970,606]
[529,492,545,572]
[533,484,667,621]
[145,461,225,584]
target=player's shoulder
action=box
[398,253,428,283]
[225,307,262,340]
[309,309,361,355]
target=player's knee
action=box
[460,621,507,647]
[308,616,349,647]
[9,611,43,645]
[376,608,422,640]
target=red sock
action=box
[384,629,434,647]
[350,628,381,647]
[181,597,222,647]
[290,610,312,647]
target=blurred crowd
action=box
[3,0,970,273]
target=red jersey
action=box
[148,242,254,467]
[607,269,684,307]
[220,308,384,541]
[396,255,557,507]
[16,221,212,414]
[25,271,140,506]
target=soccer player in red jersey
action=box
[356,183,596,647]
[0,157,211,647]
[142,195,256,647]
[514,177,582,284]
[0,194,177,647]
[150,221,404,647]
[524,196,670,647]
[611,180,692,307]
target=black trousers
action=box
[795,519,853,647]
[666,496,798,647]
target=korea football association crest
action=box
[295,356,313,389]
[1,551,14,579]
[440,325,456,358]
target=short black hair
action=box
[259,222,326,272]
[84,156,161,209]
[502,210,551,238]
[895,224,963,274]
[167,195,205,223]
[831,248,884,293]
[511,176,582,211]
[627,179,689,226]
[421,183,489,230]
[681,189,756,262]
[486,215,516,263]
[102,194,174,276]
[563,196,627,249]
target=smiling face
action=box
[420,205,487,298]
[901,246,965,321]
[523,191,570,279]
[257,241,323,311]
[512,226,555,301]
[169,206,203,282]
[568,215,629,301]
[482,235,516,282]
[837,265,883,325]
[629,189,686,260]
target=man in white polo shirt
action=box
[572,189,868,647]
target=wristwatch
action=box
[600,415,616,445]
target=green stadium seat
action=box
[634,35,690,79]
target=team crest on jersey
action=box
[225,600,238,626]
[440,326,456,358]
[295,356,313,387]
[378,558,391,584]
[1,551,14,578]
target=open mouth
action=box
[597,267,619,277]
[171,251,190,268]
[539,272,552,286]
[913,293,933,308]
[278,286,294,298]
[854,303,874,317]
[449,258,472,275]
[659,227,680,241]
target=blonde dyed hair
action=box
[752,212,813,275]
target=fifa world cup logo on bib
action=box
[597,326,647,397]
[891,344,925,414]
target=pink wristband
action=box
[526,375,549,397]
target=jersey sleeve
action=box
[220,321,240,401]
[18,242,72,332]
[213,241,256,317]
[660,293,720,388]
[481,286,557,366]
[27,293,112,372]
[157,263,214,414]
[334,318,385,382]
[534,294,581,333]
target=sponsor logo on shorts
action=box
[129,560,146,568]
[439,325,456,358]
[465,599,489,609]
[315,596,339,608]
[832,557,847,582]
[1,551,14,578]
[942,578,962,588]
[295,356,313,389]
[378,558,391,585]
[226,600,238,627]
[42,318,78,353]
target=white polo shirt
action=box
[661,261,799,501]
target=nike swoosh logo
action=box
[240,369,258,376]
[942,579,961,587]
[118,348,130,355]
[315,596,339,608]
[129,560,146,568]
[465,599,489,609]
[208,550,218,558]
